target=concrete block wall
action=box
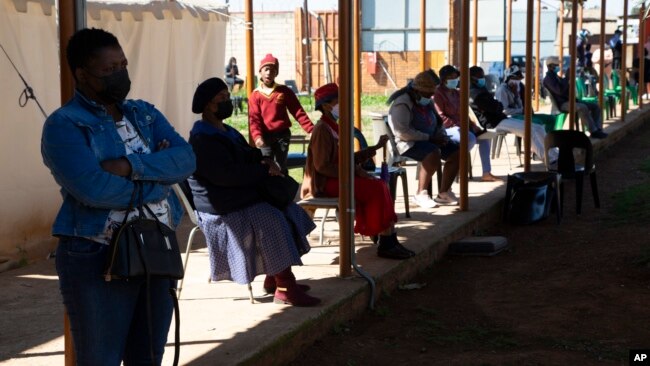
[225,11,298,85]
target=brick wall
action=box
[360,50,448,95]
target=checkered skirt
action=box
[197,202,315,284]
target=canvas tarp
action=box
[0,0,227,261]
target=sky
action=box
[224,0,631,16]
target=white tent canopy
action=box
[0,0,227,260]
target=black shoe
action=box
[377,245,412,260]
[590,130,608,139]
[390,233,415,256]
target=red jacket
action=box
[248,84,313,141]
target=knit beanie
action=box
[192,77,228,114]
[259,53,279,72]
[412,71,437,94]
[314,83,339,109]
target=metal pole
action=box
[599,0,606,114]
[621,0,628,120]
[354,0,362,131]
[524,0,533,171]
[472,0,478,65]
[639,4,645,107]
[303,0,312,95]
[569,0,578,130]
[535,0,541,111]
[338,0,352,277]
[506,0,512,66]
[559,1,564,77]
[420,0,426,71]
[460,0,470,210]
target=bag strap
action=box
[119,182,141,227]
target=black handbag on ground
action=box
[503,172,561,225]
[105,182,184,281]
[257,175,300,209]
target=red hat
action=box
[314,83,339,109]
[259,53,279,72]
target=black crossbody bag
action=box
[104,182,183,366]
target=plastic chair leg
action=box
[247,283,254,304]
[590,171,600,208]
[399,170,410,218]
[575,173,584,215]
[177,225,200,299]
[320,208,329,246]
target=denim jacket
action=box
[41,91,196,238]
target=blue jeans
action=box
[56,237,175,366]
[446,126,491,174]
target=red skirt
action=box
[324,176,397,236]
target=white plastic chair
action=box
[172,183,254,303]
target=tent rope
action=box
[0,42,48,119]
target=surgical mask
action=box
[476,78,486,88]
[92,68,131,103]
[331,103,340,119]
[508,79,520,87]
[446,78,459,89]
[417,96,432,106]
[214,100,234,120]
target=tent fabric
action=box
[0,0,227,259]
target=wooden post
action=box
[569,0,578,130]
[639,4,646,107]
[459,0,470,210]
[472,0,478,66]
[353,0,362,132]
[621,0,628,121]
[338,0,353,277]
[534,0,541,111]
[59,1,80,364]
[598,0,606,115]
[578,1,583,31]
[506,0,512,66]
[245,0,255,98]
[559,1,564,77]
[420,0,426,71]
[524,0,533,171]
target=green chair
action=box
[576,77,612,120]
[611,69,637,106]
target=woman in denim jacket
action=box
[41,28,195,365]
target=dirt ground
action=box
[291,126,650,366]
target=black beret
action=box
[192,78,228,114]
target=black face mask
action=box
[214,100,234,120]
[91,69,131,103]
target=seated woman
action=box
[225,57,244,92]
[188,78,320,307]
[387,70,460,209]
[301,83,413,260]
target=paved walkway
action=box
[1,102,648,366]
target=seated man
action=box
[543,56,608,139]
[437,65,498,182]
[387,70,460,208]
[470,66,548,161]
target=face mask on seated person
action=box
[508,79,520,87]
[417,96,432,106]
[331,103,340,120]
[215,100,234,120]
[476,78,486,88]
[446,78,459,89]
